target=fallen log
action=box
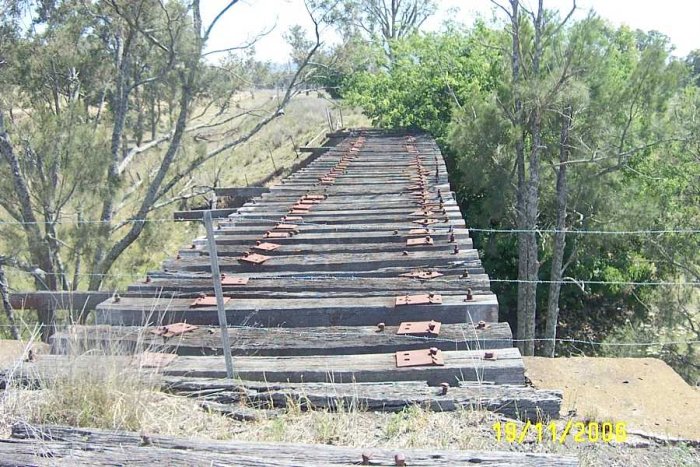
[8,423,578,466]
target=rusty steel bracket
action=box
[283,216,303,222]
[399,270,444,280]
[304,194,326,201]
[253,242,281,252]
[396,348,445,368]
[275,223,298,231]
[238,252,271,264]
[409,210,433,217]
[406,236,433,246]
[397,320,441,337]
[408,228,433,236]
[220,274,249,285]
[413,219,439,226]
[289,209,309,215]
[265,231,291,238]
[395,293,443,306]
[190,295,231,308]
[151,322,198,338]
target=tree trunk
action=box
[543,104,572,357]
[89,31,134,291]
[0,266,21,339]
[509,0,530,355]
[0,111,58,341]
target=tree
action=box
[314,0,436,62]
[0,0,324,337]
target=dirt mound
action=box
[525,357,700,440]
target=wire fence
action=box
[0,321,697,349]
[1,214,699,236]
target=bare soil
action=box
[525,356,700,440]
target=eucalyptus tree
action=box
[0,0,325,337]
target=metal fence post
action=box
[203,210,235,379]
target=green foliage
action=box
[344,24,500,140]
[340,11,699,379]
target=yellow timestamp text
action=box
[492,420,627,444]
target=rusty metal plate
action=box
[406,236,433,246]
[291,204,311,212]
[397,320,441,336]
[396,348,444,368]
[283,216,304,222]
[190,295,231,308]
[400,270,444,280]
[151,322,198,338]
[413,219,439,225]
[253,242,281,251]
[299,198,321,204]
[408,228,433,236]
[265,231,291,238]
[304,194,326,201]
[289,209,308,215]
[320,179,335,185]
[220,275,249,285]
[238,253,271,264]
[395,294,443,306]
[275,223,298,231]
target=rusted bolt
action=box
[395,453,406,466]
[449,233,455,243]
[484,351,496,360]
[429,347,438,356]
[256,240,262,245]
[462,269,470,278]
[198,292,207,299]
[361,451,372,465]
[393,229,399,235]
[402,250,409,256]
[428,292,435,299]
[425,236,432,243]
[453,245,459,254]
[377,322,385,332]
[190,243,196,249]
[440,382,449,395]
[145,275,152,283]
[113,294,121,303]
[428,321,436,331]
[466,288,473,301]
[243,251,250,257]
[476,320,487,329]
[176,253,182,260]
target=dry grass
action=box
[1,337,698,466]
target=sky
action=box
[201,0,699,63]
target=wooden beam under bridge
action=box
[9,291,113,312]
